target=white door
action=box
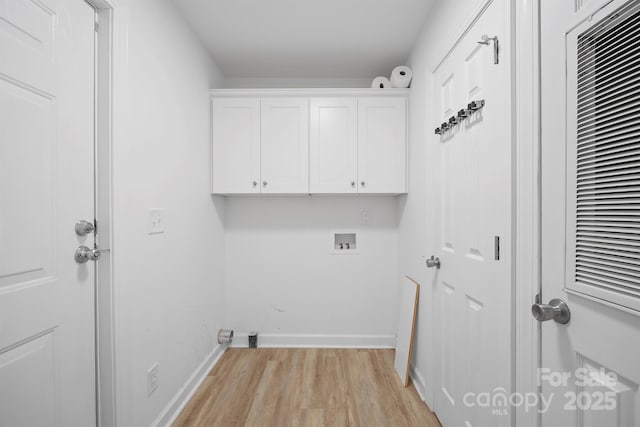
[432,0,512,425]
[357,97,407,194]
[0,0,97,426]
[261,98,309,193]
[211,98,261,194]
[309,98,358,193]
[540,0,640,425]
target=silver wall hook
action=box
[478,34,499,64]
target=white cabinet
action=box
[211,98,261,193]
[309,98,358,193]
[261,98,309,193]
[211,97,309,194]
[310,96,407,194]
[358,97,407,193]
[211,90,408,195]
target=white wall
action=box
[225,196,399,346]
[224,77,372,88]
[398,0,485,407]
[111,0,226,425]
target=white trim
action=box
[85,1,117,426]
[514,0,541,427]
[152,344,228,427]
[211,88,409,98]
[229,333,396,349]
[410,364,434,409]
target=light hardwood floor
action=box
[173,348,441,427]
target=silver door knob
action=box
[351,181,356,188]
[531,298,570,324]
[361,181,366,188]
[252,181,258,188]
[75,246,101,263]
[75,220,95,236]
[426,256,441,269]
[263,181,267,188]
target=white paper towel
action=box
[371,76,391,89]
[390,66,413,88]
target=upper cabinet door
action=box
[211,98,261,193]
[309,98,358,193]
[261,98,309,193]
[357,98,407,193]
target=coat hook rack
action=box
[434,99,485,135]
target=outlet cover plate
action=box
[147,363,159,396]
[148,208,164,234]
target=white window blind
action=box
[571,0,640,310]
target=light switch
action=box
[148,208,164,234]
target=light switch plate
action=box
[148,208,164,234]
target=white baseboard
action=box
[410,364,433,409]
[153,344,228,427]
[229,333,395,349]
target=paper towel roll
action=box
[390,66,413,88]
[371,76,391,89]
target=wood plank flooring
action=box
[173,348,441,427]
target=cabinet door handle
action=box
[263,181,268,188]
[361,181,366,188]
[351,181,356,188]
[252,181,258,188]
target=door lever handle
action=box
[426,256,441,269]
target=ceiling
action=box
[171,0,434,79]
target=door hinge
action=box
[494,236,500,260]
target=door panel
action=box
[0,331,57,426]
[0,0,96,425]
[261,98,309,193]
[540,0,640,425]
[432,1,512,425]
[309,98,358,193]
[0,0,55,93]
[0,78,55,287]
[211,98,261,193]
[357,97,407,193]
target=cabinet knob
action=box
[351,181,356,188]
[361,181,366,187]
[252,181,258,188]
[263,181,267,187]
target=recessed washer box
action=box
[333,232,358,254]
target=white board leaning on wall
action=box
[395,276,420,387]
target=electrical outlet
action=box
[360,210,370,226]
[148,208,164,234]
[147,363,159,396]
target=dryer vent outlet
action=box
[217,329,234,344]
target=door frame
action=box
[84,1,119,426]
[514,0,541,426]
